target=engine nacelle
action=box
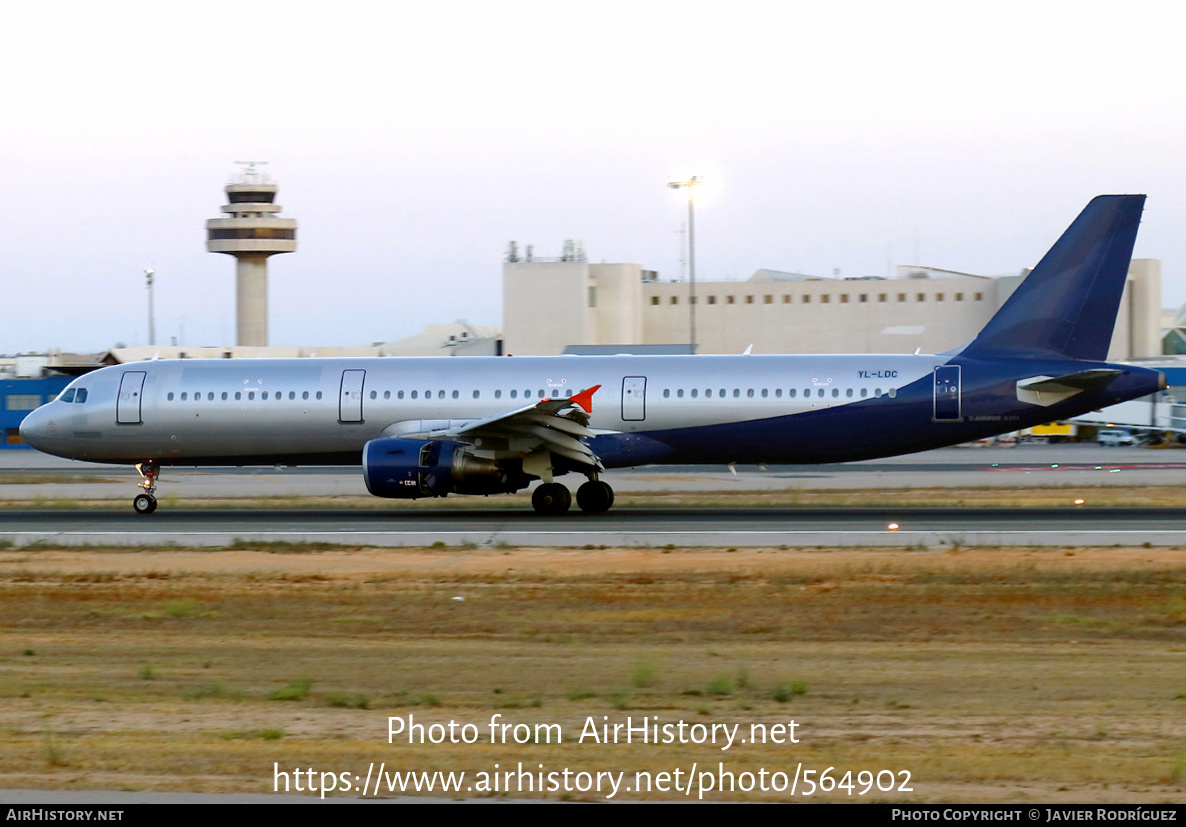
[362,437,527,499]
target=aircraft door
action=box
[339,370,366,423]
[933,365,962,422]
[116,371,147,425]
[622,376,647,421]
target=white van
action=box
[1097,429,1135,446]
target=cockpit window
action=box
[60,389,76,403]
[75,388,88,403]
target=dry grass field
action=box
[1,544,1184,802]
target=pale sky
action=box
[2,2,1183,354]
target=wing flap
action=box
[428,386,605,471]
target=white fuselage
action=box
[23,354,937,465]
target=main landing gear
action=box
[530,478,615,515]
[576,479,614,513]
[133,462,159,515]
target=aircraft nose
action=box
[18,406,52,450]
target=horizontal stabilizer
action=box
[1017,369,1121,407]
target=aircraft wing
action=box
[403,385,605,471]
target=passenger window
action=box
[304,391,310,400]
[370,391,377,399]
[438,390,446,399]
[208,392,214,401]
[384,391,390,399]
[789,389,796,398]
[494,390,501,399]
[832,389,839,398]
[396,391,403,399]
[551,389,559,398]
[861,388,868,398]
[817,389,824,398]
[510,390,517,399]
[746,389,754,398]
[411,391,418,399]
[664,389,670,398]
[235,392,241,400]
[733,389,740,398]
[889,388,897,398]
[248,392,255,400]
[452,390,459,399]
[473,390,480,399]
[538,390,545,398]
[181,392,187,401]
[775,389,782,398]
[262,392,268,400]
[875,388,882,397]
[846,388,853,398]
[706,389,713,398]
[761,389,768,398]
[691,389,698,398]
[222,392,228,400]
[677,389,684,398]
[167,392,174,401]
[316,391,322,400]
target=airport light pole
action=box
[668,175,704,353]
[144,268,155,347]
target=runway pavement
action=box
[2,506,1185,549]
[2,444,1184,547]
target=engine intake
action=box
[362,437,527,499]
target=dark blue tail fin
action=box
[963,195,1145,361]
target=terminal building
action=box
[503,249,1163,361]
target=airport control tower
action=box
[205,162,298,346]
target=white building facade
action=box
[503,258,1162,360]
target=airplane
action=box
[19,195,1165,516]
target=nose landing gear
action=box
[133,462,159,514]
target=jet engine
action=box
[362,437,528,499]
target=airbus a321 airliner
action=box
[20,195,1165,515]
